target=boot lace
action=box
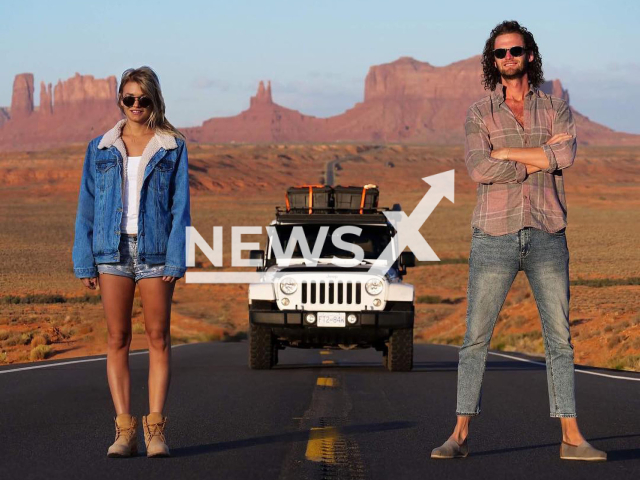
[114,420,137,442]
[144,418,167,447]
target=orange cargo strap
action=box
[359,184,377,214]
[286,185,325,213]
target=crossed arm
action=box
[492,132,574,174]
[465,101,577,184]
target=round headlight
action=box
[365,278,384,296]
[279,277,298,295]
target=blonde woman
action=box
[72,66,191,457]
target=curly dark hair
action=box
[481,20,544,91]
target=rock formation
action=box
[10,74,35,120]
[182,55,639,146]
[0,73,121,151]
[0,56,638,151]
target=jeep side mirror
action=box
[249,250,265,271]
[399,251,416,268]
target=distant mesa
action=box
[0,56,638,151]
[0,73,121,151]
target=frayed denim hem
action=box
[550,413,577,418]
[456,412,480,417]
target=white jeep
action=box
[248,200,416,371]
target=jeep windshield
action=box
[269,224,393,261]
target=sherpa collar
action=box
[96,119,178,215]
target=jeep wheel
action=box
[249,324,274,369]
[386,328,413,372]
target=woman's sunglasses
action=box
[493,46,525,59]
[122,95,152,108]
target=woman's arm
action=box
[72,141,98,279]
[163,140,191,279]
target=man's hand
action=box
[546,132,573,145]
[81,277,98,289]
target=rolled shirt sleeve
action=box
[542,100,577,173]
[465,107,528,184]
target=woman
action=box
[72,66,191,458]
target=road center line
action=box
[305,426,338,463]
[317,377,338,387]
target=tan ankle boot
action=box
[107,413,138,457]
[142,412,170,457]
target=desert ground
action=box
[0,143,638,370]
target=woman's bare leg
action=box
[99,273,136,415]
[138,277,176,413]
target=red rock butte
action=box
[1,56,638,151]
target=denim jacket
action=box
[72,119,191,279]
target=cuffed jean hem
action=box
[550,413,577,418]
[456,411,480,417]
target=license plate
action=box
[317,312,346,327]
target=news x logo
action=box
[185,171,454,284]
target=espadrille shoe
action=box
[560,441,607,461]
[431,438,469,459]
[142,412,170,457]
[107,414,138,457]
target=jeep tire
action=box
[249,324,275,369]
[386,327,413,372]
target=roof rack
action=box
[274,207,393,225]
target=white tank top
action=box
[121,155,141,234]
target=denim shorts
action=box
[96,234,166,282]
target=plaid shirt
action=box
[465,86,577,235]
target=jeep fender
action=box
[249,283,276,303]
[386,283,414,303]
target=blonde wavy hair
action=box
[117,66,185,140]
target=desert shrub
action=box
[0,330,9,341]
[607,355,640,371]
[490,331,544,354]
[132,322,145,334]
[0,352,7,363]
[29,345,52,361]
[59,326,75,339]
[417,295,442,304]
[76,324,93,335]
[30,334,50,348]
[222,331,247,342]
[607,335,623,349]
[571,277,640,287]
[604,325,613,333]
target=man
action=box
[431,20,606,461]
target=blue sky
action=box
[1,0,639,133]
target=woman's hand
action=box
[162,276,178,283]
[81,277,98,289]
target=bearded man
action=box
[430,20,606,462]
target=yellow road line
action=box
[305,426,338,463]
[316,377,338,387]
[322,360,335,365]
[320,350,332,355]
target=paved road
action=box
[1,343,639,479]
[324,146,384,186]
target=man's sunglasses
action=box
[493,46,526,59]
[122,95,152,108]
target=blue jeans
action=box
[96,234,166,283]
[456,226,576,418]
